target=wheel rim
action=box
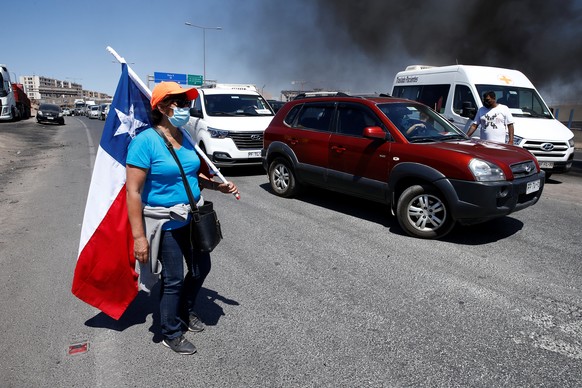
[272,163,290,192]
[406,193,447,231]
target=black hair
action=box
[151,108,163,126]
[482,91,496,100]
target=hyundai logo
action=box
[251,134,263,141]
[541,143,554,151]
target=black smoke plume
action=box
[313,0,582,100]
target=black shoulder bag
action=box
[154,128,223,252]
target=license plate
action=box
[526,179,540,194]
[539,161,554,168]
[47,117,54,120]
[248,151,261,157]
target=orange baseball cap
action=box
[150,81,199,109]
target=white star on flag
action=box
[114,104,148,138]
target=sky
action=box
[4,0,582,103]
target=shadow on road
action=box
[84,286,240,343]
[259,183,525,245]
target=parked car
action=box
[36,103,65,125]
[88,105,101,119]
[262,95,545,239]
[267,100,286,113]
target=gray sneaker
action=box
[187,313,206,332]
[162,335,197,355]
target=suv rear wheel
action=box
[396,184,455,239]
[268,157,299,197]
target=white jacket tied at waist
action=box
[139,197,204,292]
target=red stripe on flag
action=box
[72,185,138,320]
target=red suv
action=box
[262,95,545,239]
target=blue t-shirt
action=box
[127,127,201,230]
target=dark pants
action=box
[158,225,211,340]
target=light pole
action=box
[185,22,222,83]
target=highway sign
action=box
[154,72,188,84]
[153,72,203,86]
[188,74,203,86]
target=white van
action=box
[184,84,275,167]
[391,65,575,176]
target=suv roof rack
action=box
[293,91,350,100]
[293,91,393,100]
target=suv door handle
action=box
[331,145,346,153]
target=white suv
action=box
[184,85,275,167]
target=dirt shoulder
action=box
[0,120,63,201]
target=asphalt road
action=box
[0,117,581,387]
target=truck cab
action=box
[0,64,18,121]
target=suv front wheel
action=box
[268,157,299,197]
[396,184,455,239]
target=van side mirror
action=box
[460,101,476,119]
[190,107,203,118]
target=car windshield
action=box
[377,102,468,143]
[204,94,274,116]
[91,106,99,110]
[475,84,553,119]
[39,104,60,112]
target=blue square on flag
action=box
[101,64,152,165]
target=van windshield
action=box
[204,94,274,116]
[475,85,553,119]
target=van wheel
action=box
[268,157,299,197]
[396,184,455,239]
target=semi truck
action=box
[11,83,31,119]
[1,64,31,121]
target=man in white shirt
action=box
[467,91,514,144]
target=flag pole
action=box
[106,46,240,200]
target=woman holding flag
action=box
[126,82,238,355]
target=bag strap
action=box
[153,127,199,213]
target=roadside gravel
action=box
[0,120,63,204]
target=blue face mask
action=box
[168,107,190,127]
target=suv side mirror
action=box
[363,126,387,140]
[190,107,203,118]
[460,101,476,119]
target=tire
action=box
[268,157,299,198]
[11,107,20,122]
[396,184,455,239]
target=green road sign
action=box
[187,74,203,86]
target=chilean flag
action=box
[72,64,152,320]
